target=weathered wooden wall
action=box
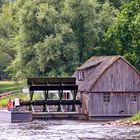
[88,59,140,116]
[81,93,89,114]
[89,93,140,116]
[91,59,140,92]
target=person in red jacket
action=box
[6,99,14,111]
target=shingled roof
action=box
[74,55,140,92]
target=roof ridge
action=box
[77,55,121,70]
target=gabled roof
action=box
[74,55,140,92]
[77,57,103,70]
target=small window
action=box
[103,93,110,102]
[77,71,84,81]
[130,94,137,102]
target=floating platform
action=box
[0,110,86,123]
[32,112,87,120]
[0,110,32,123]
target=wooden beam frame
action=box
[29,85,78,91]
[23,77,81,113]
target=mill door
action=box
[129,93,137,115]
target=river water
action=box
[0,120,140,140]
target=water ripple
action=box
[0,120,140,140]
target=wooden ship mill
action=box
[3,55,140,122]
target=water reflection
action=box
[0,120,140,140]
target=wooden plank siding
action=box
[88,58,140,117]
[91,59,140,92]
[80,93,89,114]
[89,93,140,116]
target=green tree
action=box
[98,0,130,8]
[8,0,78,79]
[0,2,19,78]
[104,0,140,70]
[68,0,118,64]
[35,0,78,77]
[0,0,119,79]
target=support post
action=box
[29,91,34,112]
[57,90,64,112]
[71,90,77,112]
[43,90,49,112]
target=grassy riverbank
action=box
[129,112,140,121]
[0,80,27,107]
[0,80,23,93]
[0,80,43,107]
[108,113,140,126]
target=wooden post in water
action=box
[29,91,34,112]
[43,90,49,112]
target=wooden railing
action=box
[0,92,13,99]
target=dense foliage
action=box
[104,0,140,70]
[0,0,139,79]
